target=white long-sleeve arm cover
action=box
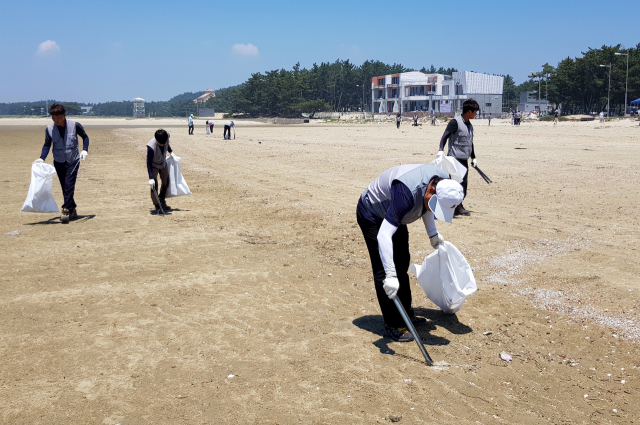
[422,211,438,238]
[377,219,399,278]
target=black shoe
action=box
[60,208,70,223]
[383,324,415,342]
[153,205,165,215]
[69,209,78,220]
[160,203,172,211]
[454,204,470,216]
[410,316,427,325]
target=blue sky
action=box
[0,0,637,103]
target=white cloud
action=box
[36,40,60,55]
[232,43,258,57]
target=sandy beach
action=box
[1,117,639,424]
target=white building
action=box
[517,92,550,114]
[372,71,504,116]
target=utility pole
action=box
[615,51,629,115]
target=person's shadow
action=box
[353,308,472,357]
[25,214,96,225]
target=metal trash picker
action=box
[392,296,434,366]
[473,165,492,184]
[151,186,165,216]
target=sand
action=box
[1,117,639,424]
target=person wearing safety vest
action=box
[33,103,89,223]
[147,129,176,214]
[438,98,480,216]
[357,164,464,342]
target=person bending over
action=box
[147,129,176,214]
[357,164,464,342]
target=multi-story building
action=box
[517,92,550,114]
[372,71,504,117]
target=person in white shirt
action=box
[224,120,235,139]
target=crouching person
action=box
[147,129,176,214]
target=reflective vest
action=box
[361,164,448,225]
[47,120,79,163]
[147,138,169,169]
[447,116,474,159]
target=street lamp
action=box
[615,51,629,116]
[599,63,611,118]
[356,84,365,115]
[530,72,541,114]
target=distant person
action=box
[33,103,89,223]
[223,120,234,139]
[147,129,176,214]
[209,120,214,133]
[599,111,604,123]
[396,113,401,129]
[188,114,194,135]
[554,110,559,126]
[488,113,491,126]
[413,113,418,126]
[437,98,480,216]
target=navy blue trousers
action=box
[357,205,414,328]
[54,160,80,210]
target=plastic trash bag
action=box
[206,128,210,135]
[409,241,477,314]
[21,162,59,213]
[429,154,467,184]
[165,155,192,198]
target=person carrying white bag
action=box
[146,129,178,214]
[21,161,60,213]
[356,164,464,343]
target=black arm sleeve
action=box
[147,146,155,179]
[76,122,89,151]
[438,119,458,151]
[40,128,52,160]
[167,143,172,154]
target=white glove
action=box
[436,151,444,160]
[80,150,88,161]
[471,158,477,168]
[383,277,400,299]
[149,179,155,189]
[429,233,444,248]
[33,158,44,164]
[170,152,177,157]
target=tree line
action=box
[203,60,460,117]
[3,44,637,117]
[518,44,640,115]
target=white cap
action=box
[428,179,464,222]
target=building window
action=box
[392,77,399,85]
[455,85,463,95]
[378,78,385,86]
[442,85,449,95]
[485,103,492,107]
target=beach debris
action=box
[4,230,19,236]
[404,379,411,382]
[584,394,588,398]
[621,380,625,384]
[389,415,402,422]
[570,363,579,367]
[613,409,618,413]
[483,331,493,335]
[500,351,513,362]
[227,374,234,379]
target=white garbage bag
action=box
[409,241,477,314]
[165,155,192,198]
[429,154,467,184]
[206,128,210,135]
[21,163,59,213]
